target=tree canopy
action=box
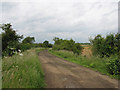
[1,23,23,51]
[22,37,35,44]
[53,37,82,55]
[43,40,49,48]
[90,33,120,57]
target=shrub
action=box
[42,41,49,48]
[1,23,23,57]
[53,45,61,50]
[20,43,32,51]
[90,33,120,57]
[72,43,82,55]
[53,37,82,55]
[106,55,120,75]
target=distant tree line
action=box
[0,23,53,57]
[0,23,82,57]
[53,37,83,55]
[80,43,90,45]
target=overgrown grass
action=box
[2,48,46,88]
[49,49,118,79]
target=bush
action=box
[1,24,23,57]
[90,33,120,57]
[42,41,53,48]
[20,43,32,51]
[53,45,61,50]
[72,43,82,55]
[2,41,22,57]
[106,55,120,75]
[53,37,82,55]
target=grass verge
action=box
[49,49,118,80]
[2,48,46,88]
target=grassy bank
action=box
[49,50,118,79]
[2,48,46,88]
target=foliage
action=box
[19,43,32,52]
[2,49,46,88]
[53,37,82,55]
[2,41,21,56]
[0,23,23,56]
[39,43,43,47]
[48,43,53,48]
[32,43,41,48]
[72,43,82,55]
[90,33,120,57]
[43,40,49,48]
[1,24,23,51]
[106,55,120,75]
[22,36,35,44]
[0,23,38,57]
[43,40,53,48]
[90,33,120,76]
[80,43,90,45]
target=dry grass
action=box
[81,45,92,58]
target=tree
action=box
[48,43,53,48]
[114,33,120,55]
[43,40,49,48]
[90,33,120,57]
[39,43,43,47]
[0,23,23,56]
[53,37,83,55]
[90,34,105,57]
[22,37,35,44]
[53,37,62,45]
[72,43,82,55]
[1,24,23,50]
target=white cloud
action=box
[1,0,119,43]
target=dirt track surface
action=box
[39,50,118,88]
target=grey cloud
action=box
[1,0,118,43]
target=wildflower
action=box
[19,79,21,82]
[10,48,15,50]
[18,49,21,53]
[19,53,23,56]
[4,56,8,58]
[14,51,18,54]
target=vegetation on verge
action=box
[90,33,120,76]
[50,34,120,78]
[2,48,46,88]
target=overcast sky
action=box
[1,0,119,43]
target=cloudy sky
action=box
[1,0,119,43]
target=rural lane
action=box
[39,50,118,88]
